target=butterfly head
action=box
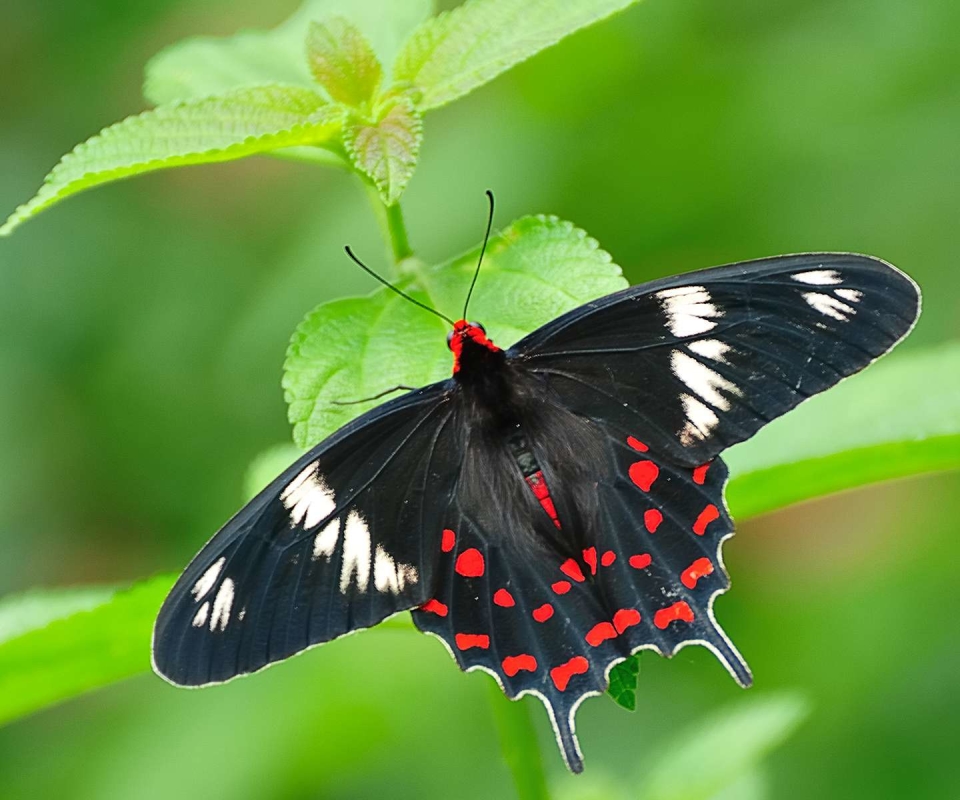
[448,320,500,374]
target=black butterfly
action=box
[152,226,919,772]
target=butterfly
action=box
[152,207,920,772]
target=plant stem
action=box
[486,682,551,800]
[384,202,413,264]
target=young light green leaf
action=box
[144,0,434,106]
[639,694,809,800]
[343,97,423,204]
[307,18,383,106]
[0,85,340,237]
[724,341,960,519]
[393,0,643,110]
[606,655,640,711]
[283,215,626,448]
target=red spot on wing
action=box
[502,654,537,677]
[493,588,515,607]
[551,656,589,691]
[629,460,659,491]
[601,550,616,567]
[692,463,710,485]
[551,581,572,595]
[644,509,663,533]
[693,504,720,536]
[585,622,617,647]
[654,601,694,629]
[532,603,554,622]
[627,436,649,452]
[628,553,652,570]
[441,528,456,553]
[421,598,448,617]
[681,557,715,589]
[560,559,586,582]
[455,548,485,577]
[455,633,490,650]
[613,608,642,634]
[582,547,598,575]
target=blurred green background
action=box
[1,0,959,797]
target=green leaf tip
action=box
[0,85,341,237]
[307,17,383,107]
[394,0,645,110]
[344,96,423,204]
[607,655,640,710]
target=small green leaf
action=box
[343,96,423,204]
[606,655,640,711]
[307,18,383,106]
[394,0,643,110]
[724,341,960,518]
[0,577,173,726]
[283,215,625,448]
[0,85,340,237]
[640,693,809,800]
[144,0,434,105]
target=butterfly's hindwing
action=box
[512,253,920,465]
[152,385,461,686]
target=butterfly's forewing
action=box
[153,384,461,686]
[511,253,920,466]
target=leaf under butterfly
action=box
[606,655,640,710]
[343,96,423,204]
[143,0,434,106]
[0,85,341,237]
[283,215,626,449]
[393,0,645,110]
[306,18,384,107]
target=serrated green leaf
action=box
[343,97,423,204]
[394,0,643,110]
[307,18,383,106]
[283,215,625,448]
[607,655,640,711]
[724,341,960,519]
[0,85,340,237]
[144,0,434,106]
[640,694,809,800]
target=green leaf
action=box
[343,96,423,204]
[639,693,809,800]
[724,341,960,519]
[283,215,625,448]
[606,655,640,711]
[307,18,383,106]
[0,586,117,646]
[0,85,341,237]
[244,443,305,500]
[0,576,173,726]
[144,0,434,106]
[394,0,643,110]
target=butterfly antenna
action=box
[462,189,495,320]
[344,246,455,326]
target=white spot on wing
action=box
[835,288,863,303]
[678,393,720,445]
[671,350,741,411]
[803,291,856,321]
[210,578,235,631]
[374,545,419,594]
[657,285,723,337]
[312,518,340,560]
[339,511,371,593]
[687,338,731,362]
[282,464,336,530]
[192,601,210,628]
[191,557,225,601]
[791,269,842,285]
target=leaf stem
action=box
[485,682,551,800]
[384,201,413,264]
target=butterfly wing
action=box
[509,253,920,465]
[153,383,461,687]
[411,402,744,774]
